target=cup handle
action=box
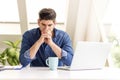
[46,58,49,66]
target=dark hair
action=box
[39,8,56,21]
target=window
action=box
[26,0,67,23]
[0,0,19,22]
[0,0,67,34]
[0,0,20,34]
[103,0,120,68]
[26,0,67,30]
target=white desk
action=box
[0,67,120,80]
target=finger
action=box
[42,32,52,37]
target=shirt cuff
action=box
[24,49,36,60]
[61,49,67,57]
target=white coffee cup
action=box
[46,57,58,70]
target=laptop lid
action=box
[69,41,112,70]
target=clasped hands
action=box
[39,30,53,45]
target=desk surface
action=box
[0,67,120,80]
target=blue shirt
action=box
[20,28,73,67]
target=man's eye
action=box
[42,24,46,26]
[48,24,52,27]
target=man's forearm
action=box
[30,39,43,59]
[49,42,62,58]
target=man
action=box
[20,8,73,67]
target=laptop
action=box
[58,41,112,70]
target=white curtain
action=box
[66,0,110,66]
[66,0,109,49]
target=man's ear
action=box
[38,19,40,23]
[54,21,56,25]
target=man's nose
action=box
[44,26,49,30]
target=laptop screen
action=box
[70,41,112,70]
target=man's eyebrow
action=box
[41,23,46,25]
[42,23,44,24]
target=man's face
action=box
[38,19,55,33]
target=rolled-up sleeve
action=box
[24,49,31,59]
[61,49,67,58]
[60,33,74,66]
[24,49,36,60]
[19,31,33,67]
[20,49,32,67]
